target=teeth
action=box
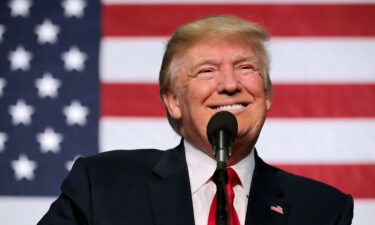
[214,104,245,110]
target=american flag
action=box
[0,0,374,224]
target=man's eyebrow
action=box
[189,59,219,73]
[234,55,257,64]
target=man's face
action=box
[164,36,271,163]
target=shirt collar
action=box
[231,147,255,196]
[184,139,255,195]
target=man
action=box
[39,15,353,225]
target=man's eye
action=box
[240,65,254,70]
[200,68,214,73]
[238,64,258,74]
[196,68,215,79]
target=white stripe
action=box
[103,0,375,4]
[257,119,375,163]
[0,196,55,225]
[100,38,375,83]
[99,117,181,152]
[100,117,375,163]
[353,199,375,225]
[100,38,166,83]
[0,196,373,225]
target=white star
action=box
[35,72,61,98]
[62,0,86,18]
[35,19,60,44]
[65,155,81,171]
[8,99,34,125]
[0,25,5,42]
[0,78,6,97]
[8,45,33,71]
[11,154,37,181]
[61,46,87,72]
[36,127,63,153]
[0,132,8,152]
[8,0,32,17]
[63,100,89,126]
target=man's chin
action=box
[234,131,258,148]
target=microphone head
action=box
[206,111,238,145]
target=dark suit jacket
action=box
[38,142,353,225]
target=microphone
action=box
[206,111,238,170]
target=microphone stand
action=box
[213,168,230,225]
[213,130,231,225]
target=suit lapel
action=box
[245,150,288,225]
[147,141,195,225]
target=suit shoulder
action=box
[82,148,165,168]
[270,166,353,222]
[66,148,171,185]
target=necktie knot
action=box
[227,167,241,188]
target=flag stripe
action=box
[100,118,375,163]
[275,164,375,198]
[268,84,375,118]
[353,199,375,224]
[100,37,375,83]
[101,83,375,117]
[0,197,56,225]
[103,4,375,37]
[103,0,375,3]
[258,119,375,163]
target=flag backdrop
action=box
[0,0,374,224]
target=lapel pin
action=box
[270,205,284,215]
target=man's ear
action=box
[162,90,182,119]
[266,95,272,111]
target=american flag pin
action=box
[270,205,284,215]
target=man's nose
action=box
[217,68,241,95]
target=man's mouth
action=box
[213,104,246,111]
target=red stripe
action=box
[101,83,375,117]
[274,164,375,198]
[268,83,375,118]
[103,4,375,37]
[101,83,163,117]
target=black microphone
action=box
[207,111,238,170]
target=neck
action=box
[227,138,254,166]
[183,136,254,167]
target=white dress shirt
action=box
[184,140,255,225]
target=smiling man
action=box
[162,30,271,167]
[39,15,353,225]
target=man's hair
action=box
[159,15,272,134]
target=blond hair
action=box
[159,15,272,134]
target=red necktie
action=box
[208,168,241,225]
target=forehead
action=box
[181,36,256,64]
